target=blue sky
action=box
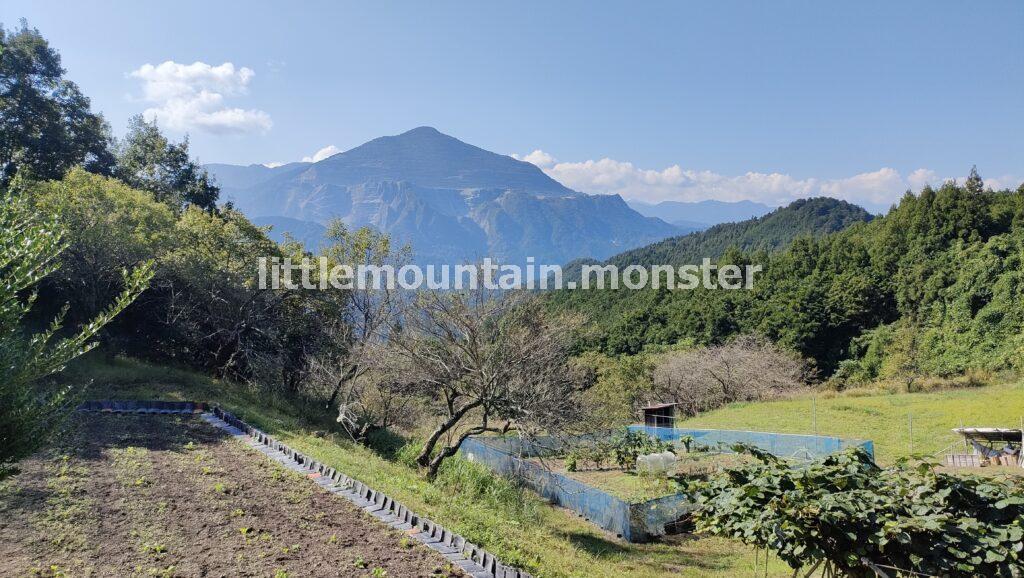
[4,1,1022,209]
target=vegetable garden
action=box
[691,445,1024,577]
[545,429,751,502]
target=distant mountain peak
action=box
[292,126,578,196]
[206,128,683,264]
[401,126,442,135]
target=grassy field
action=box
[680,381,1024,464]
[55,355,791,578]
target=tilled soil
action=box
[0,413,463,578]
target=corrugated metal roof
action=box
[642,403,678,411]
[953,428,1023,442]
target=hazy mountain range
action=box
[627,199,773,230]
[207,127,668,264]
[207,127,795,265]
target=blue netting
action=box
[629,425,874,460]
[460,427,874,542]
[460,437,642,540]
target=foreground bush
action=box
[0,192,151,478]
[691,445,1024,577]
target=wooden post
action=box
[908,414,914,454]
[812,397,817,436]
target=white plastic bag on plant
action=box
[638,451,676,475]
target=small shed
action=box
[642,403,677,429]
[947,427,1023,468]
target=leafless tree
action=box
[650,335,811,418]
[302,222,410,417]
[388,285,592,478]
[306,342,423,441]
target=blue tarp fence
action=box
[460,436,649,541]
[629,425,874,460]
[461,427,874,542]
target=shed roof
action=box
[642,403,678,411]
[953,428,1023,442]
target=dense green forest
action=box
[552,172,1024,380]
[605,197,871,268]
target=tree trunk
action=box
[425,425,483,479]
[325,364,359,409]
[416,400,481,468]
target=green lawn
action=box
[55,355,792,578]
[680,382,1024,464]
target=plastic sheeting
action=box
[628,425,874,460]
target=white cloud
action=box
[984,175,1022,192]
[129,61,272,135]
[512,149,556,168]
[906,168,937,190]
[302,145,342,163]
[515,150,1021,210]
[818,168,907,208]
[263,161,286,168]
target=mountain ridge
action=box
[627,199,773,228]
[207,127,679,264]
[561,197,873,281]
[606,197,872,268]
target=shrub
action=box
[692,444,1024,577]
[609,429,672,471]
[1,192,151,479]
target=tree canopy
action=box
[0,20,113,185]
[551,175,1024,382]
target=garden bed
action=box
[0,412,462,577]
[529,452,754,503]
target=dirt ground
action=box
[0,413,463,578]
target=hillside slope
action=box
[681,381,1024,464]
[57,356,791,578]
[607,197,872,268]
[552,177,1024,379]
[561,197,871,284]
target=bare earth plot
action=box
[0,413,463,578]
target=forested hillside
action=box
[553,173,1024,380]
[607,197,873,268]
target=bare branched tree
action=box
[299,221,411,437]
[308,343,421,441]
[650,335,811,418]
[388,284,591,478]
